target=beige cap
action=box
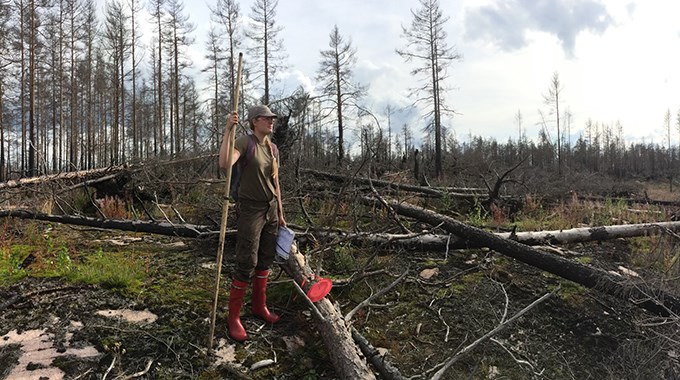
[247,105,277,121]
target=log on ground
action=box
[279,243,376,379]
[368,197,680,317]
[0,209,219,238]
[307,220,680,252]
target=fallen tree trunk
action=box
[9,205,680,253]
[577,194,680,207]
[279,243,376,379]
[368,197,680,317]
[351,327,404,380]
[8,208,679,253]
[301,168,479,199]
[0,156,217,193]
[309,221,680,251]
[0,209,221,238]
[0,166,127,190]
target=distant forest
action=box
[0,0,677,183]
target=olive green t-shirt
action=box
[234,135,278,202]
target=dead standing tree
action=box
[397,0,461,179]
[316,25,365,166]
[480,156,528,208]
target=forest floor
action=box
[1,178,680,379]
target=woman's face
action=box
[253,116,276,135]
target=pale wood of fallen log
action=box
[279,243,376,379]
[0,166,126,190]
[308,220,680,251]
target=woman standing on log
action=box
[218,104,286,342]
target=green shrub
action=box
[329,244,356,272]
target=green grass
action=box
[0,244,32,286]
[1,239,146,292]
[550,281,587,306]
[66,248,146,291]
[1,221,207,305]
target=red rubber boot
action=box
[227,279,249,342]
[251,270,280,324]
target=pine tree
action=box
[245,0,286,105]
[316,25,365,165]
[397,0,461,179]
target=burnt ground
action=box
[1,219,680,379]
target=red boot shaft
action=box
[251,270,280,324]
[228,279,249,342]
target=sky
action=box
[154,0,680,147]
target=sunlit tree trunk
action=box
[209,0,241,157]
[67,0,81,171]
[665,109,672,192]
[129,0,141,160]
[18,0,26,176]
[104,0,129,165]
[83,0,97,170]
[28,0,37,176]
[0,81,5,181]
[543,71,563,176]
[149,0,165,156]
[165,0,194,156]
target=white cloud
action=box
[177,0,680,146]
[273,69,315,96]
[464,0,615,57]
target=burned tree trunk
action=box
[0,209,218,238]
[301,168,480,199]
[0,166,128,190]
[369,197,680,316]
[279,244,376,379]
[308,221,680,252]
[9,207,679,253]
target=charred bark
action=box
[577,194,680,208]
[0,209,218,238]
[351,327,404,380]
[7,207,678,254]
[367,197,680,317]
[308,221,680,252]
[301,168,481,199]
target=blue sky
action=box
[152,0,680,147]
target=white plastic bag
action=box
[276,226,295,260]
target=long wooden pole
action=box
[208,52,243,351]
